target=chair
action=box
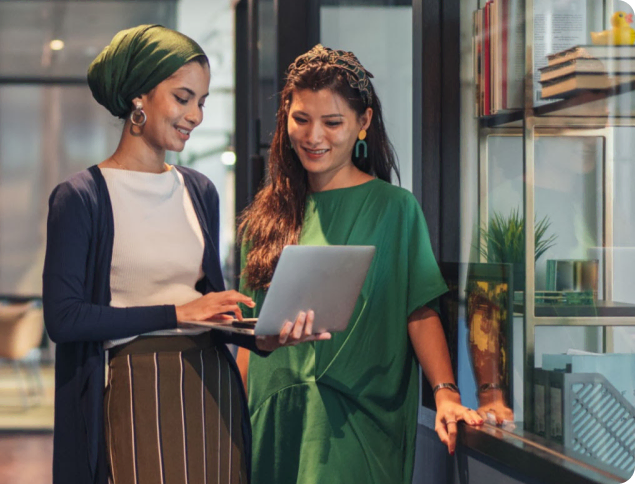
[0,302,45,409]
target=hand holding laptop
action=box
[174,289,331,350]
[254,309,331,352]
[178,245,375,345]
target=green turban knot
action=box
[87,24,207,118]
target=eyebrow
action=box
[176,87,209,98]
[292,111,344,118]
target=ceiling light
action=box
[50,39,65,51]
[221,150,236,166]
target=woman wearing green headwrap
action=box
[43,25,325,484]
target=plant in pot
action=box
[477,207,557,292]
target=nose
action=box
[305,122,323,146]
[185,104,203,127]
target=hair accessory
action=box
[288,44,374,106]
[433,382,460,396]
[130,102,147,127]
[355,129,368,159]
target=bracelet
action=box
[432,383,460,396]
[478,383,502,394]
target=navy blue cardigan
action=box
[43,165,256,484]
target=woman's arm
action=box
[408,305,483,454]
[43,181,182,343]
[468,297,514,424]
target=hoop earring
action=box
[130,102,147,127]
[355,129,367,159]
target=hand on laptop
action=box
[175,290,256,325]
[255,309,331,352]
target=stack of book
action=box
[472,0,524,116]
[539,45,635,99]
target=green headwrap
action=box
[87,24,207,118]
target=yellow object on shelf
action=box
[590,11,635,45]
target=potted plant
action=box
[477,207,557,291]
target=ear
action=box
[131,93,149,109]
[359,107,373,131]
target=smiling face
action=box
[133,60,210,153]
[287,88,372,191]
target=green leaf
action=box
[475,207,557,263]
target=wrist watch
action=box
[432,382,460,396]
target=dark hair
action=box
[239,58,399,290]
[190,54,210,68]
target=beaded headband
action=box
[287,44,374,106]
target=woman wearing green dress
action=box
[236,45,483,484]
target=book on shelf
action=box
[484,1,491,115]
[547,45,635,66]
[472,0,524,117]
[473,10,480,116]
[539,72,635,99]
[532,0,588,105]
[506,0,525,109]
[539,57,635,82]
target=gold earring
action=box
[355,129,368,158]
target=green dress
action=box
[240,179,448,484]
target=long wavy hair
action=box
[239,55,399,290]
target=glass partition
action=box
[319,0,413,191]
[0,0,175,432]
[462,0,635,479]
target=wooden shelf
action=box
[478,80,635,129]
[479,110,523,129]
[536,80,635,118]
[513,300,635,318]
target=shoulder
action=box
[368,179,420,211]
[49,168,100,209]
[174,165,218,201]
[174,165,217,191]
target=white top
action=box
[100,166,207,349]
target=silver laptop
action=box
[185,245,375,336]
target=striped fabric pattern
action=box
[104,337,247,484]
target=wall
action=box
[176,0,238,285]
[320,6,413,191]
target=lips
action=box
[303,147,329,159]
[175,126,191,140]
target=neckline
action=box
[308,178,381,197]
[99,165,175,176]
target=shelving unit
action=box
[480,81,635,129]
[475,0,635,477]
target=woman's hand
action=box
[435,390,484,455]
[255,309,331,352]
[175,290,255,324]
[477,390,514,426]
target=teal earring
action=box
[355,129,367,158]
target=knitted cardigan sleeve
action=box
[43,180,177,343]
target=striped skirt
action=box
[104,333,249,484]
